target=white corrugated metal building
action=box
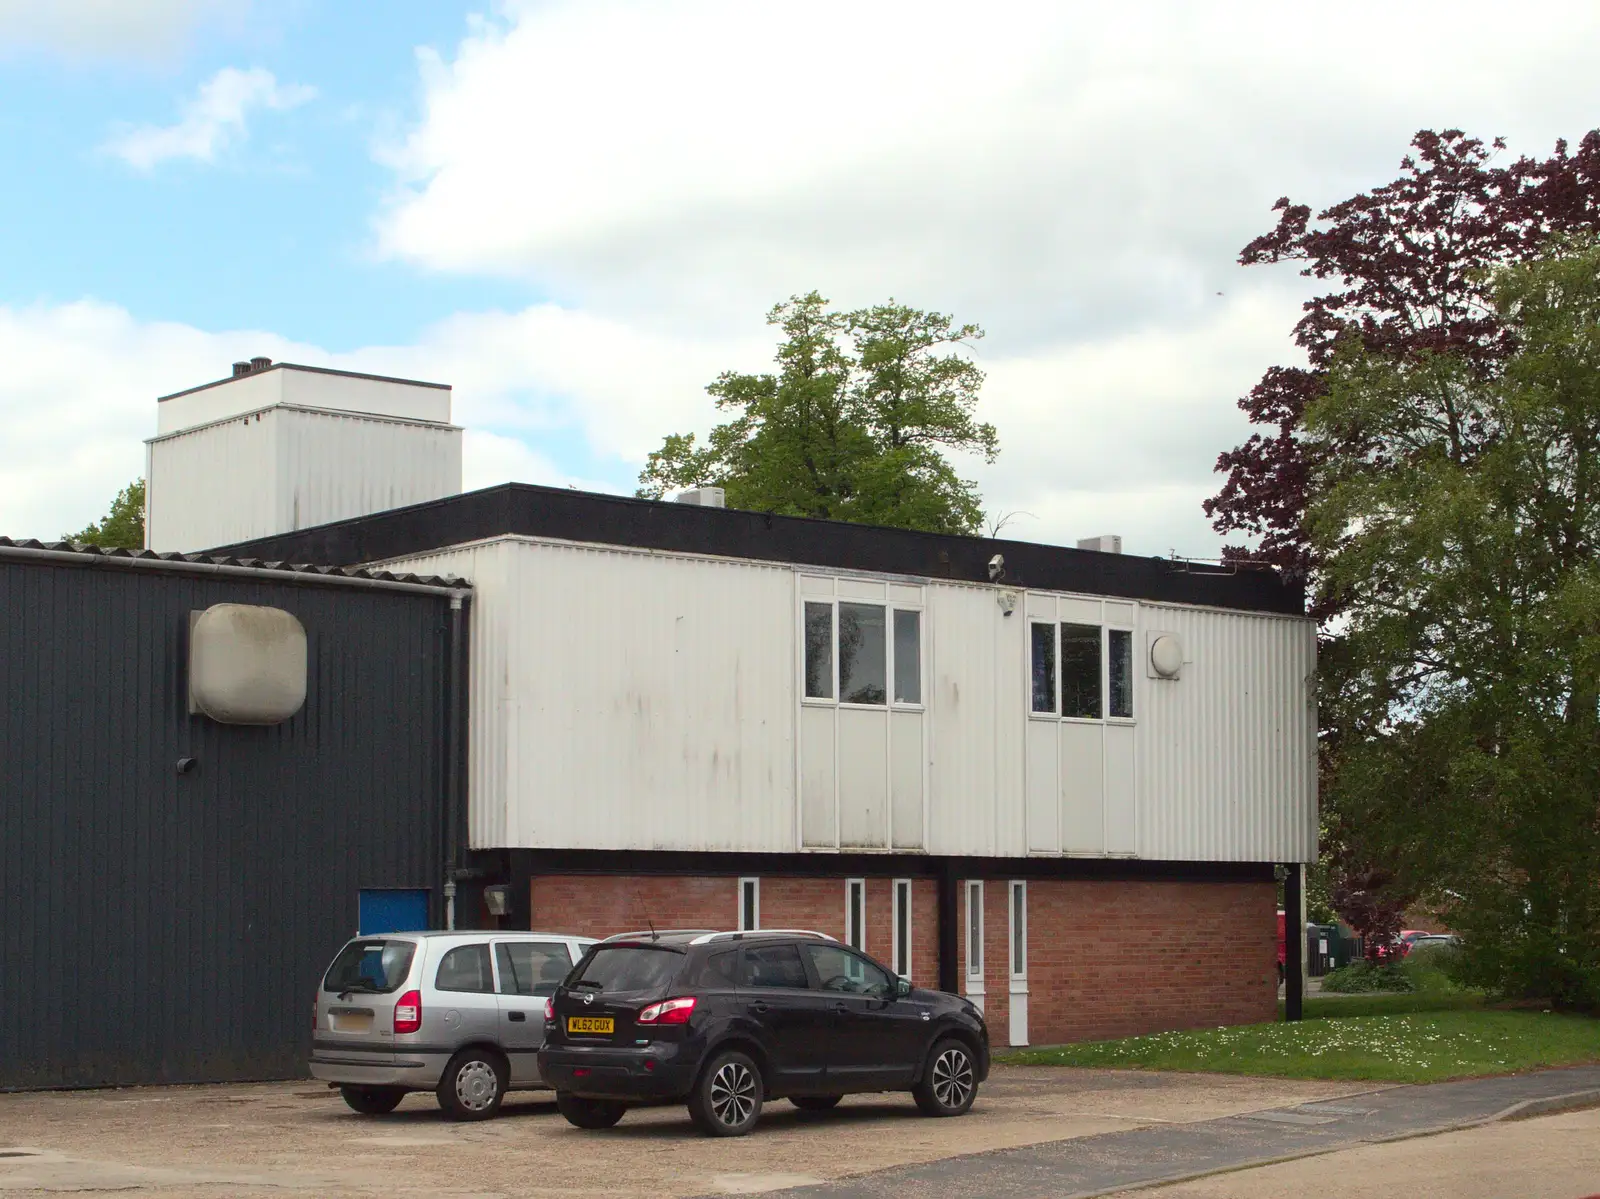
[151,359,1317,1047]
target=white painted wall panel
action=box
[157,366,450,435]
[800,705,837,847]
[890,711,924,849]
[1136,604,1317,862]
[146,408,279,551]
[276,409,461,534]
[927,585,1003,857]
[1025,720,1058,852]
[156,371,282,435]
[1104,724,1136,854]
[1059,722,1105,853]
[838,709,888,847]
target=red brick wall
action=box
[527,872,1275,1045]
[1021,878,1277,1044]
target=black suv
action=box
[537,929,990,1136]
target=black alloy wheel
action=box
[688,1050,764,1136]
[913,1039,977,1117]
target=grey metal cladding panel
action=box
[0,559,450,1089]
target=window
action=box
[1009,881,1028,978]
[1060,623,1102,718]
[804,943,894,998]
[845,878,866,950]
[738,877,760,931]
[1030,622,1056,713]
[494,941,572,996]
[738,944,810,989]
[892,879,912,978]
[1108,628,1133,719]
[569,945,685,993]
[839,603,887,704]
[693,949,739,988]
[322,939,415,994]
[434,943,494,993]
[801,596,922,708]
[804,602,834,699]
[965,881,984,981]
[893,610,921,704]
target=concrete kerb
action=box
[1081,1085,1600,1199]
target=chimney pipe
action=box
[249,357,273,373]
[231,361,251,378]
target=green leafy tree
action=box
[639,292,998,535]
[1306,241,1600,1006]
[67,479,145,549]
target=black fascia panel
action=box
[214,482,1304,616]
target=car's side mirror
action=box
[896,976,913,998]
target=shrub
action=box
[1400,944,1464,995]
[1321,961,1413,993]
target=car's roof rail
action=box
[687,929,838,945]
[597,928,716,943]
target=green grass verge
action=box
[1294,992,1488,1019]
[1001,1005,1600,1083]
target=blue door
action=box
[359,889,430,935]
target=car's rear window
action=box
[570,945,684,993]
[323,939,416,994]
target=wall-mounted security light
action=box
[484,885,511,917]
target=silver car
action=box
[311,930,597,1120]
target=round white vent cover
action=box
[1150,634,1184,679]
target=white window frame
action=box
[845,878,867,950]
[738,877,760,932]
[1008,880,1028,981]
[1008,880,1029,1047]
[891,878,912,978]
[801,598,925,711]
[1028,620,1137,725]
[965,880,984,993]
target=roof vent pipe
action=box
[231,361,251,377]
[249,356,273,373]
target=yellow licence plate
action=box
[567,1016,614,1035]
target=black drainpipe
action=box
[938,859,959,994]
[443,591,470,929]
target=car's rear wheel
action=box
[556,1092,627,1129]
[688,1050,763,1136]
[913,1039,977,1117]
[790,1095,842,1112]
[339,1085,405,1115]
[436,1048,508,1121]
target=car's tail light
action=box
[393,990,422,1035]
[637,996,696,1025]
[543,996,555,1022]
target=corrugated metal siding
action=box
[0,558,451,1089]
[276,408,461,534]
[147,408,280,551]
[384,538,798,853]
[373,541,512,849]
[1137,604,1317,862]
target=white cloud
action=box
[105,66,314,171]
[0,0,245,59]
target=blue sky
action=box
[0,2,529,349]
[2,1,1596,548]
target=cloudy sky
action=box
[2,1,1596,554]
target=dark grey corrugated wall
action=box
[0,559,453,1089]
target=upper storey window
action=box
[1030,620,1133,720]
[804,599,922,706]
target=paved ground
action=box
[0,1067,1370,1197]
[755,1066,1600,1198]
[1145,1105,1600,1199]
